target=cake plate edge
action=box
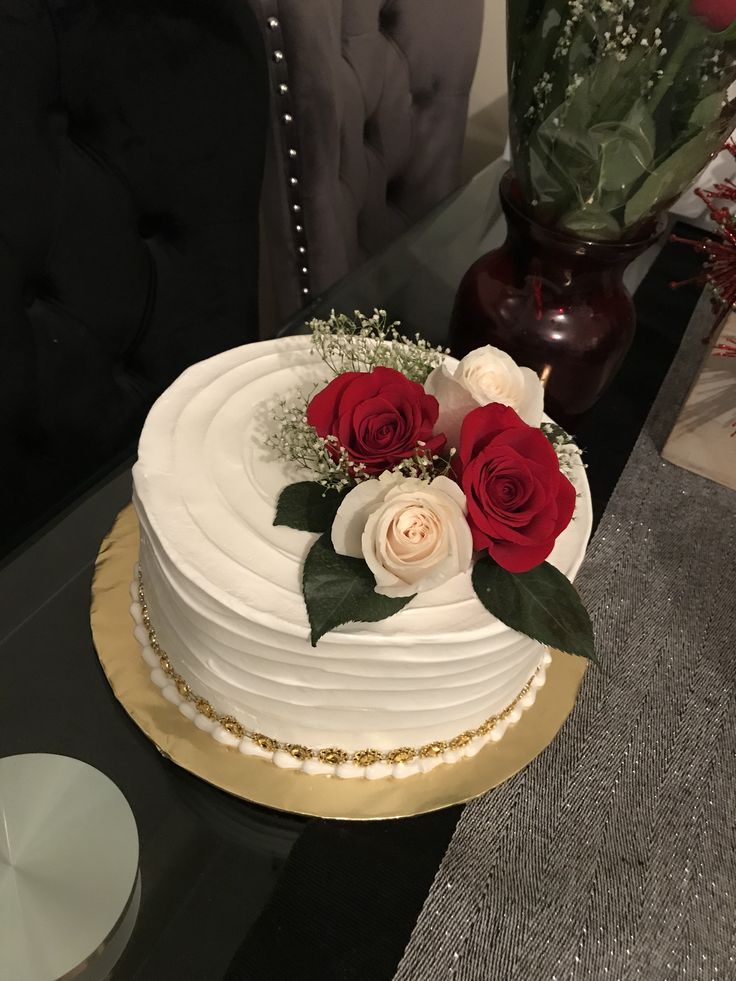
[90,504,588,821]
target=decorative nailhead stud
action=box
[279,83,289,95]
[267,16,279,29]
[195,697,216,719]
[449,732,473,750]
[252,733,278,753]
[220,716,245,738]
[318,748,348,766]
[288,148,298,158]
[273,50,284,63]
[282,113,293,124]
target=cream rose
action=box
[331,473,473,598]
[424,345,544,450]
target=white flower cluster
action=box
[308,309,448,384]
[541,422,585,481]
[528,71,554,120]
[266,392,364,491]
[388,446,456,482]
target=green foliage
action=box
[274,482,351,533]
[472,556,598,664]
[508,0,736,239]
[302,535,414,646]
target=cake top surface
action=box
[133,336,592,645]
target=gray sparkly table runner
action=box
[393,300,736,981]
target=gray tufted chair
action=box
[253,0,484,326]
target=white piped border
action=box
[129,570,551,780]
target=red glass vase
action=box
[450,172,664,421]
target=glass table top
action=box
[0,157,706,980]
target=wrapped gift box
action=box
[662,313,736,491]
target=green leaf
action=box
[303,535,414,646]
[623,119,725,228]
[472,556,598,664]
[274,481,351,533]
[688,92,724,129]
[594,100,656,189]
[559,203,622,239]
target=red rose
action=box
[454,403,576,573]
[306,367,445,474]
[690,0,736,30]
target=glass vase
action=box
[449,172,664,421]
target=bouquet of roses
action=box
[270,312,596,663]
[509,0,736,240]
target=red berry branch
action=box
[670,145,736,318]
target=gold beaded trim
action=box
[136,572,540,768]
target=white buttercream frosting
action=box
[131,336,592,778]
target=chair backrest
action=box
[0,0,267,556]
[254,0,483,325]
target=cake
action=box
[130,329,592,779]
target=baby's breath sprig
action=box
[307,309,448,384]
[267,391,456,489]
[265,392,362,491]
[389,446,457,483]
[542,422,586,481]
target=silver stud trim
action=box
[265,16,310,301]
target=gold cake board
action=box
[91,505,588,820]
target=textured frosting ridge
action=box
[132,336,592,776]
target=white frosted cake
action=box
[130,334,592,779]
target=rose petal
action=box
[457,403,527,471]
[429,475,468,514]
[424,364,479,451]
[306,372,363,436]
[331,473,403,557]
[488,537,555,573]
[517,366,544,427]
